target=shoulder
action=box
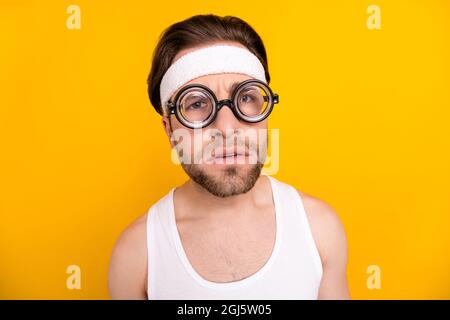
[295,189,348,267]
[108,212,148,299]
[296,190,343,230]
[111,213,148,259]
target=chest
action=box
[175,209,277,283]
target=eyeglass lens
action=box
[178,83,270,124]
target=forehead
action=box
[184,72,252,87]
[171,73,254,101]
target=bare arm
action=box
[299,190,351,299]
[108,214,148,299]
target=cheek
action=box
[257,119,269,129]
[171,115,183,129]
[243,121,268,143]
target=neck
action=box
[175,174,270,220]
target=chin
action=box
[183,162,263,198]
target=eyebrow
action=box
[228,81,241,93]
[170,81,249,103]
[228,81,255,94]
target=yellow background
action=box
[1,0,449,299]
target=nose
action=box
[211,99,242,135]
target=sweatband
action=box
[159,44,267,113]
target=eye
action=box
[240,94,253,103]
[186,100,208,110]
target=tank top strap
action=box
[266,175,323,280]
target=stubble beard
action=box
[182,161,264,198]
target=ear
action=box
[161,116,174,148]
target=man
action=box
[108,14,350,299]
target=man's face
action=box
[162,44,268,197]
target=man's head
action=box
[147,15,275,197]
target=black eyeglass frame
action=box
[164,79,279,129]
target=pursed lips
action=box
[214,148,249,159]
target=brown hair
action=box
[147,14,271,115]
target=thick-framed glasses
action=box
[164,79,279,129]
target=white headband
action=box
[159,44,267,113]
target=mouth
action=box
[216,148,247,157]
[211,148,250,164]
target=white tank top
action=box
[146,175,323,299]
